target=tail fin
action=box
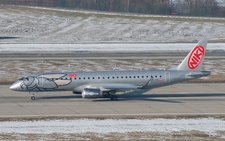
[176,40,207,70]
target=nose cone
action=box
[10,81,23,91]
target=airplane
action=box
[10,40,211,101]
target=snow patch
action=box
[0,118,224,137]
[0,43,225,52]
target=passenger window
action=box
[155,76,157,78]
[129,76,131,78]
[108,77,110,79]
[79,77,81,80]
[112,77,114,79]
[125,76,128,78]
[134,76,136,78]
[98,77,100,79]
[88,77,90,79]
[103,77,105,79]
[121,76,123,79]
[117,76,119,78]
[146,76,148,78]
[142,76,144,78]
[93,77,95,79]
[137,76,139,78]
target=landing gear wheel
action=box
[110,95,118,101]
[31,96,35,100]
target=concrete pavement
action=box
[0,83,225,118]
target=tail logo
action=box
[188,46,205,70]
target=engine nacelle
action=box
[82,88,102,99]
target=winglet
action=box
[176,40,207,70]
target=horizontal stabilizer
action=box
[186,71,211,78]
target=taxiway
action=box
[1,83,225,118]
[0,51,225,60]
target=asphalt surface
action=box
[1,83,225,118]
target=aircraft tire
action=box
[110,96,118,101]
[31,96,35,100]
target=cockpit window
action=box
[19,77,25,80]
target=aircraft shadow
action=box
[37,90,225,104]
[37,95,182,103]
[92,98,183,103]
[93,92,225,103]
[0,36,20,39]
[37,95,81,100]
[118,92,225,98]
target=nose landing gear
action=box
[29,92,36,100]
[31,95,35,100]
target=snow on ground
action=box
[0,118,224,137]
[0,43,225,52]
[0,6,225,43]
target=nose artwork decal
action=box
[20,73,72,91]
[21,76,39,90]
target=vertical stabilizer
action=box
[176,40,207,70]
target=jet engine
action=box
[82,88,102,98]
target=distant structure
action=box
[1,0,225,8]
[0,0,57,7]
[170,0,225,7]
[0,0,224,17]
[217,0,225,7]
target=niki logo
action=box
[188,45,205,70]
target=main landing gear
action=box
[110,95,118,101]
[109,91,118,101]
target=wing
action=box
[186,71,211,78]
[73,83,140,93]
[99,84,139,92]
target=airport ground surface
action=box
[1,83,225,119]
[0,51,225,60]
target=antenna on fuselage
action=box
[112,64,117,71]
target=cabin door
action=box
[164,71,170,83]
